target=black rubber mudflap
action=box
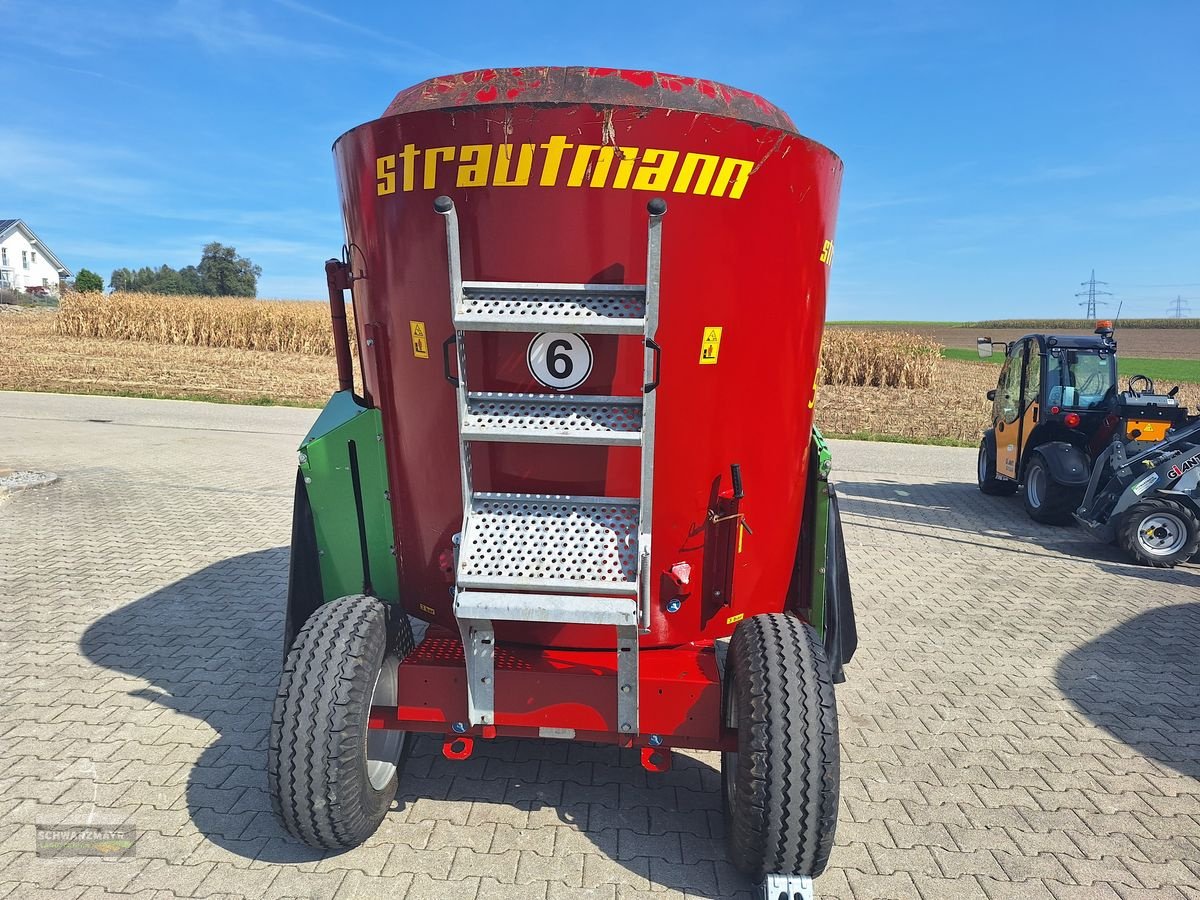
[723,613,840,879]
[282,471,324,658]
[824,488,857,684]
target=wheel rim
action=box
[1135,510,1189,557]
[1027,463,1045,508]
[365,654,406,791]
[978,446,988,484]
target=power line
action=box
[1107,295,1200,306]
[1167,295,1193,318]
[1110,282,1200,289]
[1075,269,1112,318]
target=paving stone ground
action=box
[1,391,1197,900]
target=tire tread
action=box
[725,613,839,878]
[268,594,408,849]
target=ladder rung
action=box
[454,591,639,626]
[462,393,643,446]
[456,282,646,334]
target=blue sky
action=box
[5,0,1198,320]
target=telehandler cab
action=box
[975,321,1192,525]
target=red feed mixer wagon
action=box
[268,66,857,885]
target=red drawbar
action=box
[369,627,731,751]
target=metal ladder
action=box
[434,195,666,734]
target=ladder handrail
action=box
[434,194,667,731]
[435,197,473,518]
[638,199,667,631]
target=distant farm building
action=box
[0,219,72,296]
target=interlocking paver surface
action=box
[1,391,1197,899]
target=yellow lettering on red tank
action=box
[712,158,753,199]
[611,148,640,189]
[493,143,535,186]
[568,145,618,188]
[457,145,493,188]
[539,135,574,186]
[373,137,757,199]
[397,144,420,192]
[633,149,680,191]
[423,146,455,190]
[376,155,396,195]
[672,153,720,195]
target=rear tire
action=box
[1117,500,1200,568]
[721,613,839,879]
[269,594,412,849]
[1021,454,1082,525]
[978,437,1017,496]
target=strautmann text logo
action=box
[376,138,755,200]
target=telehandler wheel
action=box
[978,437,1017,496]
[1117,499,1200,568]
[269,594,412,849]
[1021,454,1083,525]
[721,613,839,879]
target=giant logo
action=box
[1168,451,1200,480]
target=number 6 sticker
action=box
[527,332,593,391]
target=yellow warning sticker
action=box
[699,326,723,365]
[419,603,436,616]
[409,320,429,359]
[725,612,745,626]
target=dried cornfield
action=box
[55,291,355,355]
[819,329,942,388]
[7,306,1198,443]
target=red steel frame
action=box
[369,632,732,752]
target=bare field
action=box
[830,324,1200,359]
[0,308,333,406]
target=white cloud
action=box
[1005,164,1114,185]
[158,0,345,60]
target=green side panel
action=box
[812,425,833,479]
[808,426,832,638]
[298,391,398,604]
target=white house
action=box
[0,219,72,296]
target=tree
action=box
[109,244,262,296]
[179,265,204,294]
[197,243,261,297]
[75,269,104,293]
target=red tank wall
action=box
[333,94,841,650]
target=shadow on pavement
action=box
[834,477,1200,581]
[1054,603,1200,779]
[79,548,751,898]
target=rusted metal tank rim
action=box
[380,66,801,134]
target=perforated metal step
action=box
[462,392,643,446]
[454,591,639,626]
[456,281,646,334]
[457,493,640,595]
